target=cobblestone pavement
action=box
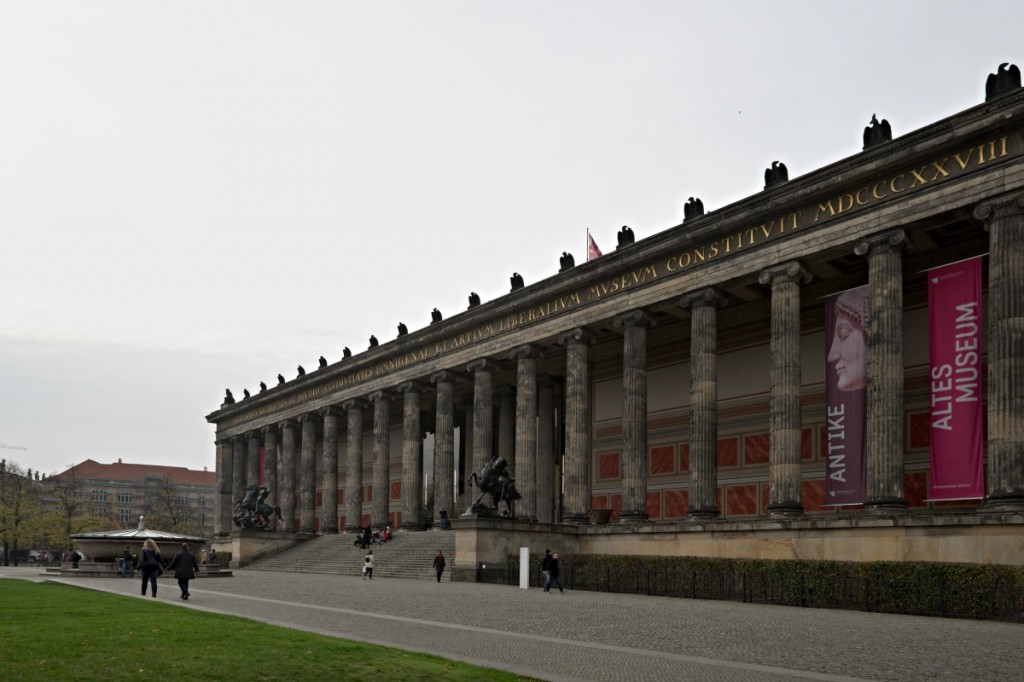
[3,566,1021,682]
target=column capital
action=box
[496,384,517,398]
[430,369,463,385]
[757,261,810,287]
[369,390,393,403]
[245,430,261,440]
[613,309,656,329]
[259,424,278,438]
[974,191,1024,225]
[510,344,542,360]
[537,374,559,390]
[854,228,908,257]
[277,418,296,431]
[296,412,318,424]
[231,434,247,444]
[466,358,501,374]
[397,380,429,394]
[678,287,726,311]
[342,398,368,411]
[558,327,593,346]
[318,406,341,419]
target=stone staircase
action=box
[248,530,456,581]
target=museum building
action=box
[207,65,1024,573]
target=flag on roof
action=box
[587,230,603,261]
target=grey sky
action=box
[2,1,1021,476]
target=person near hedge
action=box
[546,552,564,594]
[136,538,164,598]
[168,542,199,601]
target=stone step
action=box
[249,531,456,581]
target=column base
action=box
[618,510,648,523]
[863,498,908,514]
[561,513,590,525]
[984,493,1024,512]
[686,507,720,521]
[767,502,804,518]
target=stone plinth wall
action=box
[450,512,1024,581]
[223,530,317,568]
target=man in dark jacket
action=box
[167,542,199,600]
[547,552,564,594]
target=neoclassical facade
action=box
[208,67,1024,568]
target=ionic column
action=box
[319,408,340,534]
[214,439,233,535]
[245,431,260,489]
[559,328,592,524]
[231,435,246,512]
[467,359,497,477]
[260,425,279,508]
[536,375,557,523]
[343,399,366,532]
[398,382,426,529]
[975,193,1024,508]
[512,344,539,520]
[432,371,457,525]
[855,229,908,511]
[459,395,474,510]
[278,419,297,532]
[497,385,516,469]
[678,291,722,519]
[758,263,807,516]
[614,309,654,523]
[298,413,317,532]
[370,391,392,529]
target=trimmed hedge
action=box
[505,554,1024,622]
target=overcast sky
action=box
[2,1,1021,477]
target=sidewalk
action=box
[2,565,1021,682]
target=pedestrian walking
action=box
[135,539,164,598]
[363,549,374,579]
[540,549,553,591]
[361,526,372,550]
[547,552,564,593]
[121,546,134,578]
[433,550,446,582]
[167,542,199,600]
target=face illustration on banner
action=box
[827,288,868,392]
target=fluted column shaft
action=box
[432,371,457,525]
[231,436,246,510]
[371,391,392,529]
[856,230,908,510]
[536,375,556,523]
[615,310,653,522]
[759,264,806,515]
[245,432,260,489]
[975,193,1024,507]
[468,360,496,477]
[214,439,232,535]
[497,385,516,469]
[298,413,317,532]
[279,420,297,532]
[512,345,539,520]
[319,409,340,533]
[261,425,279,506]
[679,291,721,518]
[343,400,366,532]
[459,396,473,511]
[399,382,425,530]
[560,329,592,524]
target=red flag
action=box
[587,231,603,261]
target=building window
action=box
[91,490,107,502]
[174,496,188,508]
[117,491,132,504]
[119,509,133,524]
[198,496,207,508]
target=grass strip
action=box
[0,581,537,681]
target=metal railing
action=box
[477,561,1024,623]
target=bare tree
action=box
[0,460,42,566]
[46,465,105,551]
[144,474,200,534]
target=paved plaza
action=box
[2,565,1022,682]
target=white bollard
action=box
[519,547,530,589]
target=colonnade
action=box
[214,193,1024,536]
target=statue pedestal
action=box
[225,530,316,568]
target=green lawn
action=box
[0,581,537,681]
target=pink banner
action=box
[928,257,984,500]
[825,286,868,505]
